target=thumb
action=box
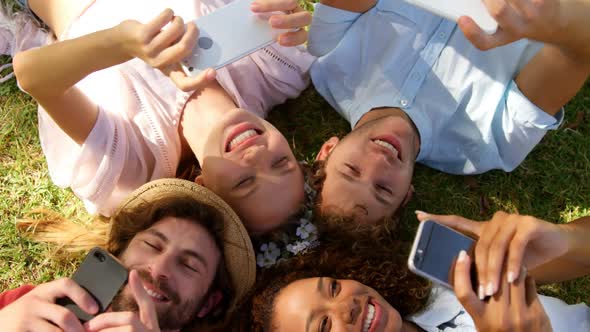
[415,211,483,239]
[129,270,159,330]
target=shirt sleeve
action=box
[38,105,151,216]
[0,285,35,310]
[491,80,564,171]
[308,3,361,57]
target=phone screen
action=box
[410,220,476,287]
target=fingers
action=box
[510,267,527,310]
[154,22,198,68]
[269,10,312,30]
[251,0,300,13]
[166,65,217,92]
[37,278,98,315]
[415,211,483,238]
[129,270,159,330]
[482,216,520,299]
[457,16,515,50]
[145,8,176,38]
[149,15,187,57]
[277,29,308,46]
[38,302,85,332]
[453,251,484,317]
[84,311,142,331]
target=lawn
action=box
[0,0,589,307]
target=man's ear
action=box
[197,290,223,318]
[402,184,414,207]
[315,136,339,161]
[195,175,204,186]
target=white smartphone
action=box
[408,220,477,290]
[404,0,498,34]
[181,0,287,76]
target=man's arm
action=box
[320,0,377,13]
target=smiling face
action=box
[115,216,221,329]
[198,109,304,234]
[273,277,402,332]
[317,116,419,224]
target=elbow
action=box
[12,50,42,95]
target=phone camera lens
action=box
[198,37,213,50]
[94,251,106,262]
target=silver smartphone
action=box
[181,0,288,76]
[408,220,477,289]
[404,0,498,34]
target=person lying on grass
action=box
[6,0,314,234]
[0,179,255,332]
[236,216,590,332]
[307,0,590,224]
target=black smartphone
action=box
[408,220,477,290]
[57,247,128,322]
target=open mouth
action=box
[143,284,169,303]
[371,135,402,162]
[361,298,382,332]
[225,124,263,152]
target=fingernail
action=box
[507,271,516,283]
[250,2,260,11]
[269,16,282,26]
[457,250,467,262]
[478,285,485,300]
[415,210,430,219]
[279,35,293,45]
[206,68,216,79]
[486,282,494,296]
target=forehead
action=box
[274,278,319,332]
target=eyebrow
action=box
[338,171,390,207]
[305,277,325,332]
[144,229,209,270]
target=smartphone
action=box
[403,0,498,34]
[181,0,288,76]
[57,247,128,322]
[408,220,477,289]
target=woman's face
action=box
[273,277,402,332]
[198,108,304,234]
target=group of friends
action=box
[0,0,590,330]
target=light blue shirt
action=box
[409,287,590,331]
[309,1,564,174]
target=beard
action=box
[111,269,205,330]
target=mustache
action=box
[136,269,181,304]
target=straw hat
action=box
[119,178,256,316]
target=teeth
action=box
[363,304,375,332]
[228,129,258,151]
[373,139,398,155]
[143,286,164,301]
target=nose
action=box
[241,145,268,166]
[334,297,362,325]
[149,253,173,281]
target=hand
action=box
[416,211,569,299]
[84,270,160,332]
[250,0,312,46]
[453,250,553,332]
[0,278,98,332]
[116,9,217,92]
[458,0,563,50]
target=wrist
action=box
[107,24,134,63]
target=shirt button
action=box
[412,72,421,80]
[400,99,408,107]
[438,32,446,39]
[172,120,178,126]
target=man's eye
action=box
[143,241,160,251]
[330,280,340,298]
[377,183,393,195]
[345,163,359,175]
[183,263,199,273]
[319,316,331,332]
[272,156,288,168]
[235,176,254,189]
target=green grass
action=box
[1,0,589,306]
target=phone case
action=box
[57,247,128,322]
[404,0,498,34]
[181,0,286,76]
[407,220,453,288]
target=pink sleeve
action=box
[0,285,35,310]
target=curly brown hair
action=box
[227,216,431,331]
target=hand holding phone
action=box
[57,247,128,322]
[453,251,552,332]
[0,278,98,331]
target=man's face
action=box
[113,216,221,330]
[318,116,418,223]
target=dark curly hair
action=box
[226,216,431,331]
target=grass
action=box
[1,0,589,307]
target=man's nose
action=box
[149,254,172,281]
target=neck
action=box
[356,107,421,159]
[401,320,426,332]
[179,81,237,163]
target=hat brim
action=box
[118,178,255,315]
